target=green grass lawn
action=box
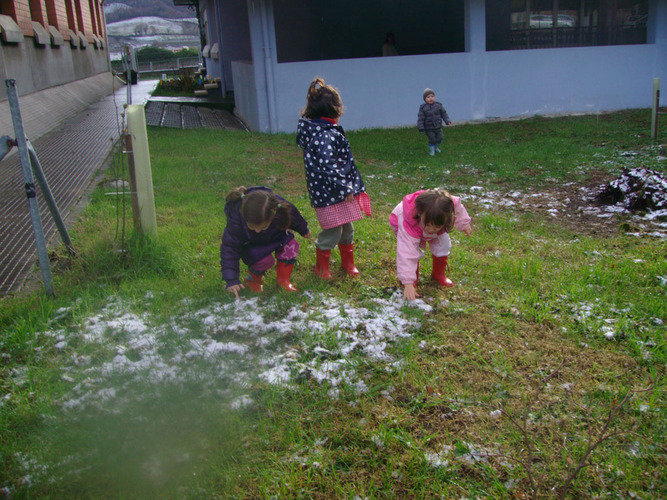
[1,110,665,499]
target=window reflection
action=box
[488,0,648,51]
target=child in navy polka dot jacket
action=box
[296,77,372,280]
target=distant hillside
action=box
[106,16,200,61]
[104,0,195,23]
[107,17,198,37]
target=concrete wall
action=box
[231,60,259,130]
[0,36,110,101]
[200,0,251,94]
[0,71,122,141]
[1,5,115,141]
[264,43,662,134]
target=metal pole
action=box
[126,65,132,104]
[5,79,55,296]
[27,142,75,255]
[651,78,660,141]
[125,45,132,105]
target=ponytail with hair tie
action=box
[301,77,344,120]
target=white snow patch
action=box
[42,292,422,412]
[466,167,667,239]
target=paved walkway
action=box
[0,79,244,296]
[145,99,247,130]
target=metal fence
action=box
[111,56,201,75]
[503,26,647,50]
[137,56,201,74]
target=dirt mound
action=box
[596,167,667,214]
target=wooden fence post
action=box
[125,105,157,237]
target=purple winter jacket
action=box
[220,186,309,287]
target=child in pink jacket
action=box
[389,189,472,300]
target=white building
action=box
[183,0,667,132]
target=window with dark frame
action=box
[273,0,465,63]
[487,0,649,51]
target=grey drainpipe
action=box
[259,0,278,132]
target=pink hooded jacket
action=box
[389,191,472,285]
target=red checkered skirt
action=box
[315,192,372,230]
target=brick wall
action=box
[89,0,105,38]
[75,0,94,41]
[4,0,32,35]
[45,0,69,31]
[29,0,47,25]
[1,0,106,42]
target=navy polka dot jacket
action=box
[296,118,366,208]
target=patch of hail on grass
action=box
[567,300,664,348]
[31,291,429,413]
[424,441,509,469]
[465,166,667,239]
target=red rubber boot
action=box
[431,255,454,287]
[276,261,298,292]
[244,269,264,293]
[314,247,332,280]
[338,243,360,276]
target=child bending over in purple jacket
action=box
[221,186,310,297]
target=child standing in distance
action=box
[390,188,472,301]
[296,77,372,280]
[221,186,310,298]
[418,88,452,156]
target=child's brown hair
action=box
[414,189,455,232]
[300,77,344,120]
[226,187,291,230]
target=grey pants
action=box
[425,128,444,146]
[315,222,354,250]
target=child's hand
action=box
[304,231,311,239]
[227,283,244,299]
[463,225,472,236]
[403,284,420,301]
[345,193,355,203]
[446,121,452,126]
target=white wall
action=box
[268,42,665,133]
[231,60,259,130]
[231,0,667,133]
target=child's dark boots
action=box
[314,247,332,280]
[276,261,298,292]
[338,243,360,276]
[245,269,264,293]
[431,255,454,287]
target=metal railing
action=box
[137,56,201,74]
[502,26,647,50]
[111,56,202,75]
